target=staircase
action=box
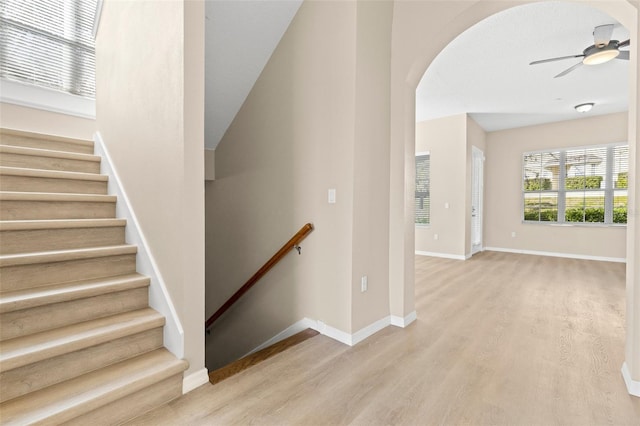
[0,129,188,425]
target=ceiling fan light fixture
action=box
[582,45,620,65]
[575,102,594,113]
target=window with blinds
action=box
[0,0,97,98]
[522,143,628,225]
[415,153,430,225]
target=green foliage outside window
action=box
[565,176,603,189]
[524,178,551,191]
[616,172,628,189]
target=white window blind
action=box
[415,153,430,225]
[0,0,97,98]
[522,143,627,225]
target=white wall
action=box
[0,102,95,140]
[205,0,358,369]
[484,112,628,260]
[414,114,487,259]
[95,0,205,377]
[205,0,396,369]
[415,114,468,258]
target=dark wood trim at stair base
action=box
[208,328,319,385]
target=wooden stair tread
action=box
[0,273,149,313]
[0,128,185,422]
[0,144,101,162]
[0,308,164,372]
[0,191,116,202]
[0,218,125,232]
[0,348,188,426]
[0,166,108,181]
[0,244,137,267]
[0,129,94,149]
[0,218,126,231]
[209,328,319,385]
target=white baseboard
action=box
[351,316,393,346]
[484,247,626,263]
[311,319,354,346]
[94,132,184,358]
[415,250,466,260]
[246,312,419,356]
[622,362,640,397]
[310,312,417,347]
[391,311,417,327]
[182,368,209,394]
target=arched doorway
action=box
[388,0,639,396]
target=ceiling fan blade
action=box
[617,39,630,48]
[554,61,583,78]
[617,51,629,60]
[593,24,614,47]
[530,54,584,65]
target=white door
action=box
[471,146,484,255]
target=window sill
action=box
[522,221,626,228]
[0,79,95,119]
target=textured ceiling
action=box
[416,2,630,131]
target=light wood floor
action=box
[128,252,640,425]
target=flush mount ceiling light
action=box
[575,102,594,113]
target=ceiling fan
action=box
[530,24,630,78]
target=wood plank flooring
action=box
[128,251,640,425]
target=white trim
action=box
[93,132,185,358]
[621,362,640,397]
[391,311,417,327]
[312,319,353,346]
[92,0,104,39]
[484,247,626,263]
[182,368,209,394]
[351,316,392,346]
[310,314,417,347]
[248,314,418,353]
[243,318,316,358]
[415,250,467,260]
[0,79,96,119]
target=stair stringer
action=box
[93,132,184,360]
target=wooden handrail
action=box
[205,223,314,330]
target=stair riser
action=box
[0,255,137,292]
[1,287,149,341]
[0,175,107,194]
[0,135,94,155]
[66,375,183,426]
[0,153,100,174]
[0,226,126,255]
[0,200,116,220]
[0,328,163,404]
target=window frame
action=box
[0,0,98,106]
[415,151,430,227]
[522,142,628,227]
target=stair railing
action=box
[205,223,314,331]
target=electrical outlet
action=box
[361,276,368,292]
[511,231,516,238]
[434,233,439,240]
